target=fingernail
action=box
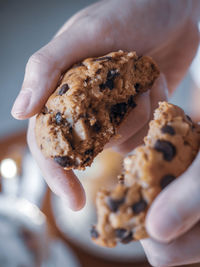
[11,89,32,118]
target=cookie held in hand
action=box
[35,50,159,170]
[91,102,200,247]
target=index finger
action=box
[27,116,86,211]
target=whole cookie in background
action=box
[35,50,159,170]
[91,101,200,247]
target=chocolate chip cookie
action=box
[35,50,159,170]
[91,102,200,247]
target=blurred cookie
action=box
[91,102,200,247]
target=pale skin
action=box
[11,0,200,266]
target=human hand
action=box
[11,0,199,211]
[141,150,200,267]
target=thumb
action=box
[11,17,114,119]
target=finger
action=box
[27,117,86,211]
[141,223,200,267]
[11,15,115,120]
[146,150,200,242]
[111,74,168,154]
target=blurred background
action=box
[0,0,200,266]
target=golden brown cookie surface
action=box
[35,50,159,170]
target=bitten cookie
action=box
[35,50,159,170]
[91,102,200,247]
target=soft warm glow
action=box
[0,158,17,179]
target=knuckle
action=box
[26,51,50,69]
[86,16,115,47]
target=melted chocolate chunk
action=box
[55,112,63,125]
[59,83,69,95]
[132,199,147,214]
[54,156,72,167]
[115,228,133,244]
[93,122,101,132]
[106,197,125,212]
[93,56,112,62]
[110,102,127,124]
[90,226,99,239]
[83,157,91,164]
[100,80,114,91]
[128,95,137,108]
[85,149,94,155]
[154,140,176,161]
[160,174,176,189]
[96,69,101,74]
[186,115,193,123]
[134,83,140,93]
[99,69,119,91]
[161,125,175,135]
[84,77,90,83]
[115,228,127,238]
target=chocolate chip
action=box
[93,56,112,62]
[93,122,101,132]
[99,69,119,91]
[115,228,127,238]
[73,62,84,68]
[54,156,72,167]
[59,84,69,95]
[55,112,62,124]
[128,95,137,108]
[96,69,101,74]
[134,83,140,93]
[84,77,90,83]
[106,197,125,212]
[100,79,114,91]
[90,226,99,239]
[115,228,133,244]
[161,125,175,135]
[132,199,147,214]
[160,174,176,189]
[154,140,176,161]
[85,149,94,155]
[151,63,156,71]
[110,102,127,124]
[186,115,193,123]
[83,157,91,165]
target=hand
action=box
[11,0,199,211]
[141,150,200,266]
